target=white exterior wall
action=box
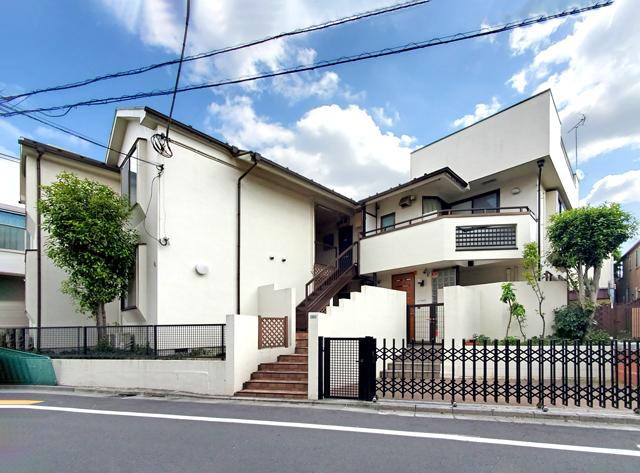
[23,153,121,327]
[360,213,535,275]
[52,358,228,395]
[443,280,567,342]
[307,285,406,399]
[411,92,550,182]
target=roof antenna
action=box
[567,114,586,171]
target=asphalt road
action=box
[1,391,639,473]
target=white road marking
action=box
[2,405,639,458]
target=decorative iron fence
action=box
[455,225,517,250]
[376,339,640,412]
[0,324,225,359]
[258,316,288,349]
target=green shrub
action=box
[472,333,492,344]
[587,329,611,343]
[616,330,632,341]
[552,303,592,341]
[497,336,520,346]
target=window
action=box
[0,210,27,251]
[432,268,457,303]
[450,191,499,215]
[422,197,442,216]
[558,197,566,214]
[122,247,138,310]
[381,213,395,232]
[121,147,138,208]
[636,250,639,268]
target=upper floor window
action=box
[381,213,395,232]
[450,191,499,215]
[0,210,27,251]
[121,147,138,208]
[422,197,442,216]
[558,197,566,214]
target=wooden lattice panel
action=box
[258,316,288,349]
[313,264,336,288]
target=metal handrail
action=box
[362,206,537,238]
[305,241,359,299]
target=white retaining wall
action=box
[308,286,406,399]
[443,280,567,343]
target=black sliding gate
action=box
[318,336,376,401]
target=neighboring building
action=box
[0,154,28,327]
[17,89,574,341]
[616,240,640,304]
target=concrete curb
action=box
[2,384,639,426]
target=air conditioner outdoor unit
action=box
[399,195,416,208]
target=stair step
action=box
[251,371,308,381]
[259,362,308,372]
[278,354,308,363]
[243,379,308,391]
[235,389,307,399]
[296,339,308,348]
[296,332,308,340]
[295,347,308,355]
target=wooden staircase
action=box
[235,333,308,399]
[296,242,359,332]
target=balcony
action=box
[359,207,536,275]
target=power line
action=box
[0,151,19,161]
[0,0,434,104]
[0,1,613,119]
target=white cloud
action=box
[208,97,415,199]
[581,169,640,206]
[34,127,89,150]
[508,18,566,55]
[272,71,340,102]
[452,97,501,128]
[370,107,399,127]
[97,0,396,98]
[506,70,527,93]
[507,0,640,163]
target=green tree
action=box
[500,283,527,340]
[523,242,546,337]
[37,172,139,326]
[547,203,637,312]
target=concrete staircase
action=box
[235,333,308,399]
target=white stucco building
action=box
[15,89,575,344]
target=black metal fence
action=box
[408,304,443,343]
[319,336,376,401]
[0,324,225,359]
[376,339,640,412]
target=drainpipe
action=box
[537,159,545,281]
[35,144,45,340]
[237,153,260,314]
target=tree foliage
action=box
[500,283,526,340]
[552,303,592,341]
[523,242,546,337]
[37,172,139,326]
[546,203,637,311]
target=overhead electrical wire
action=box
[0,1,614,119]
[151,0,191,159]
[0,0,434,104]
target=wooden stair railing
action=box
[296,241,359,332]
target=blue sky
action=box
[1,0,638,250]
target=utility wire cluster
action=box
[0,0,433,105]
[0,1,614,119]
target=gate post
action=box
[359,336,377,401]
[318,336,324,400]
[323,338,331,399]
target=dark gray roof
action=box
[19,138,120,173]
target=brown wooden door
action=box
[392,272,415,341]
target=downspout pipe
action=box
[237,152,261,314]
[537,159,545,281]
[35,144,45,340]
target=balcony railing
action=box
[0,223,28,251]
[361,206,536,238]
[456,225,516,250]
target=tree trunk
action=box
[539,300,545,338]
[590,264,602,308]
[577,263,585,306]
[505,303,512,340]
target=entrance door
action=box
[338,225,353,269]
[392,272,415,340]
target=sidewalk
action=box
[2,384,640,426]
